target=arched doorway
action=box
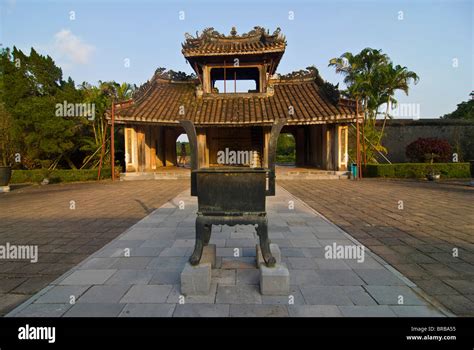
[176,133,190,167]
[276,133,296,166]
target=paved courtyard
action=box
[0,180,188,316]
[280,179,474,316]
[7,185,446,317]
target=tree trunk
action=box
[378,96,391,146]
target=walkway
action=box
[280,179,474,316]
[0,180,188,315]
[7,185,445,317]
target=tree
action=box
[442,99,474,120]
[79,81,135,169]
[329,48,419,163]
[377,64,419,144]
[1,47,86,169]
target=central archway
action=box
[176,133,190,167]
[276,133,296,166]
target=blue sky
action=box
[1,0,472,118]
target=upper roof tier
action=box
[181,26,287,58]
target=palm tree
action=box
[78,81,135,169]
[377,64,419,144]
[329,48,418,162]
[329,48,389,121]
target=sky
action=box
[1,0,472,118]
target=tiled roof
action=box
[182,26,286,57]
[112,78,359,126]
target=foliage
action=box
[276,154,295,163]
[277,134,295,156]
[154,67,196,81]
[1,47,86,169]
[441,99,474,120]
[0,102,13,166]
[0,46,136,171]
[405,138,452,163]
[79,81,135,169]
[276,134,295,164]
[10,168,113,184]
[329,48,419,162]
[363,163,470,179]
[176,141,190,156]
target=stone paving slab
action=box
[7,187,447,317]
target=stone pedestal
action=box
[0,186,10,193]
[259,263,290,295]
[180,262,211,295]
[201,244,216,268]
[256,243,281,267]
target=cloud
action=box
[53,29,95,65]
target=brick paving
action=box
[0,180,188,316]
[7,186,445,318]
[279,179,474,316]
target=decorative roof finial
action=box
[230,26,237,36]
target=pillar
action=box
[295,127,305,167]
[307,125,322,167]
[262,126,271,168]
[197,128,209,168]
[322,124,336,170]
[124,126,139,172]
[156,126,165,167]
[136,125,146,172]
[337,125,349,171]
[164,127,177,166]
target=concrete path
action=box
[7,186,446,317]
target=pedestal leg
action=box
[189,216,211,265]
[256,217,276,267]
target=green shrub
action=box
[363,163,470,178]
[276,154,296,163]
[11,168,112,184]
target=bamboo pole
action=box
[355,98,361,180]
[360,105,365,179]
[97,120,108,180]
[111,99,115,181]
